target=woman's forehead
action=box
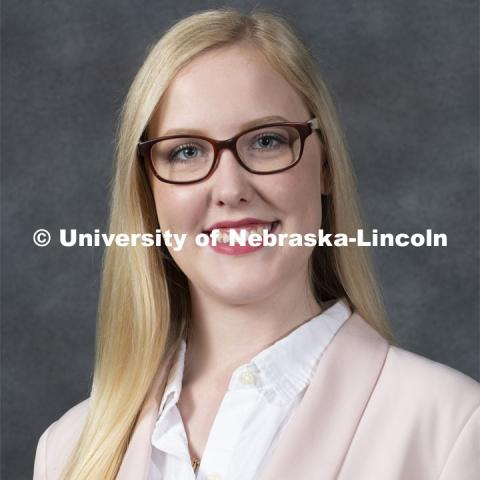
[149,44,310,137]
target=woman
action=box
[33,8,479,480]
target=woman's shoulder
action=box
[33,397,90,480]
[42,396,91,443]
[384,344,480,399]
[377,344,480,430]
[351,312,480,407]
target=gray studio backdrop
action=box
[2,1,479,478]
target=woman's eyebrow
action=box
[160,115,289,137]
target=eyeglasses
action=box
[137,118,322,185]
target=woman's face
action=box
[147,43,325,305]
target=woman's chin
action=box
[200,279,279,306]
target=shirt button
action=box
[264,389,276,402]
[207,473,222,480]
[239,371,256,385]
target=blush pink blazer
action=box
[33,312,480,479]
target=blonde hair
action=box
[61,7,395,479]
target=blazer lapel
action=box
[258,312,390,480]
[116,351,175,480]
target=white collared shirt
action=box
[148,298,351,480]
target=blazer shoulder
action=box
[380,345,480,439]
[386,345,480,401]
[33,398,91,480]
[356,345,480,476]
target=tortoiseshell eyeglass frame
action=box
[137,118,322,185]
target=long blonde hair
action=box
[61,7,395,479]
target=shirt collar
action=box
[157,339,186,420]
[230,297,351,403]
[157,298,351,418]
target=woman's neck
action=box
[183,271,321,388]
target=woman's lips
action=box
[203,218,278,233]
[206,221,280,255]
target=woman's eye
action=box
[252,134,285,150]
[169,144,201,162]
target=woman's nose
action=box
[209,149,254,207]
